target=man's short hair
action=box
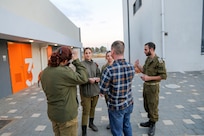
[111,40,125,55]
[145,42,156,50]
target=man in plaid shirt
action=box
[100,40,135,136]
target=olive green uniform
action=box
[101,63,109,104]
[40,59,88,136]
[143,55,167,122]
[80,60,100,125]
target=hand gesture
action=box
[141,74,149,81]
[95,77,100,83]
[134,59,141,73]
[135,59,140,67]
[88,78,95,84]
[72,49,78,60]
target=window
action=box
[133,0,142,15]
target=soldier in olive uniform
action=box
[135,42,167,136]
[80,47,101,136]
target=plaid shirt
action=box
[100,59,135,110]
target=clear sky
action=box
[50,0,123,49]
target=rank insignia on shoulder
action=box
[158,58,163,63]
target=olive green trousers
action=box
[143,83,160,122]
[80,95,99,125]
[51,117,78,136]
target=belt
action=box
[144,82,159,85]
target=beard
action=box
[146,51,151,56]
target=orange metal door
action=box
[47,46,52,58]
[8,42,32,93]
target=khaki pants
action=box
[80,95,99,125]
[51,117,78,136]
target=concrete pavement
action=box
[0,70,204,136]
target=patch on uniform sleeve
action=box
[158,58,164,63]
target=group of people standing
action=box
[40,40,167,136]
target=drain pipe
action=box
[161,0,165,60]
[127,0,131,62]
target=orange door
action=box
[21,43,33,87]
[8,42,32,93]
[47,45,52,58]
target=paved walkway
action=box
[0,70,204,136]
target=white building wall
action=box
[31,44,42,84]
[164,0,203,72]
[123,0,204,72]
[31,43,49,84]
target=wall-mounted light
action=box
[54,44,58,46]
[28,39,34,43]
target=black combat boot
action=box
[140,120,151,127]
[148,121,156,136]
[106,123,110,129]
[89,118,98,131]
[82,125,87,136]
